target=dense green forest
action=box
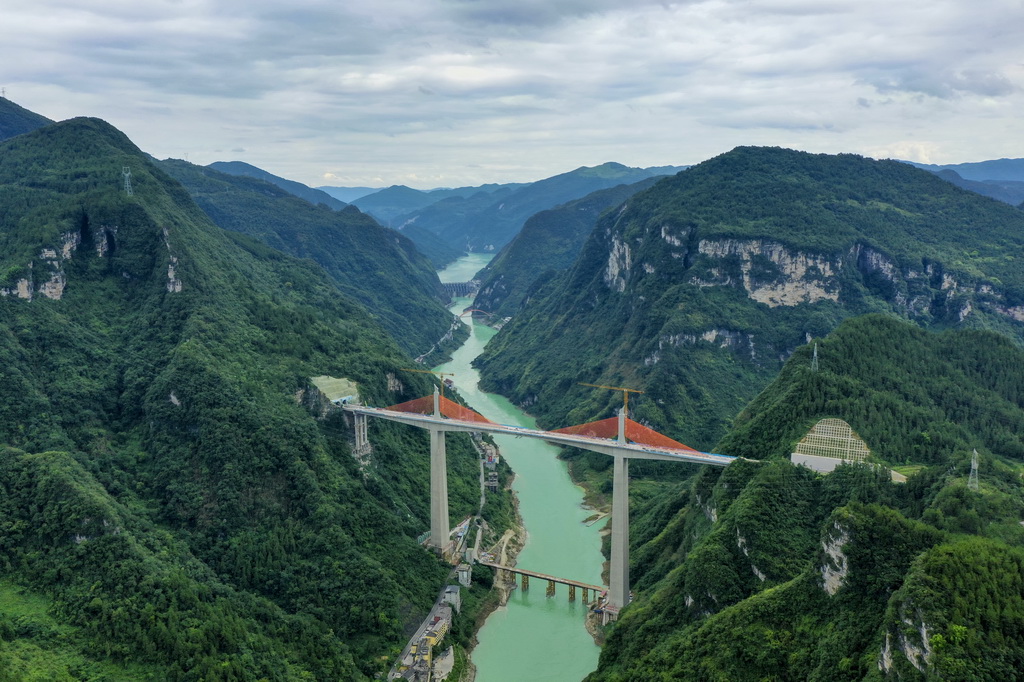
[588,315,1024,681]
[0,116,507,679]
[477,147,1024,451]
[474,176,664,319]
[158,159,463,361]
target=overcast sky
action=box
[3,0,1022,188]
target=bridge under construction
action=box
[344,388,735,617]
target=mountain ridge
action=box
[476,147,1024,450]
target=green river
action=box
[433,254,603,681]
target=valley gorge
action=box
[2,98,1024,682]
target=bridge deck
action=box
[478,561,604,592]
[342,405,735,467]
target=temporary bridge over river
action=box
[343,389,735,615]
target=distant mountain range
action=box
[316,185,384,203]
[387,162,687,252]
[209,160,349,210]
[902,158,1024,206]
[474,176,665,318]
[350,182,524,226]
[903,157,1024,182]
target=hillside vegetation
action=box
[0,117,494,679]
[476,147,1024,450]
[589,315,1024,681]
[159,159,463,360]
[392,162,683,252]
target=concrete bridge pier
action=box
[353,413,370,456]
[429,388,450,556]
[608,409,630,612]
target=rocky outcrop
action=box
[692,239,841,307]
[1,230,84,301]
[820,521,850,596]
[162,227,183,293]
[878,606,933,674]
[604,235,632,292]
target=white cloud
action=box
[2,0,1022,187]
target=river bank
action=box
[435,254,603,681]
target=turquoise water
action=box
[434,255,603,681]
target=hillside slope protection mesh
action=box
[386,395,493,424]
[551,417,700,452]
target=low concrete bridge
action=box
[478,560,604,602]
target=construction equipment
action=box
[578,382,644,416]
[403,368,455,398]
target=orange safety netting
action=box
[386,395,493,424]
[551,417,701,453]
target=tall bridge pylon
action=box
[344,390,734,613]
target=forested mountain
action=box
[474,176,665,318]
[906,157,1024,182]
[351,182,520,225]
[0,117,491,679]
[476,147,1024,450]
[588,314,1024,681]
[393,220,468,269]
[393,162,685,252]
[207,160,349,210]
[159,159,462,360]
[0,96,53,141]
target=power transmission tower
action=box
[968,449,979,491]
[122,166,133,196]
[811,343,819,372]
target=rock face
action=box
[2,231,82,300]
[819,521,851,596]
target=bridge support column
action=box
[546,581,555,597]
[353,413,370,455]
[609,407,631,611]
[429,426,450,555]
[569,585,576,601]
[428,388,451,557]
[582,588,589,604]
[522,574,529,591]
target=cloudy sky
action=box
[3,0,1022,188]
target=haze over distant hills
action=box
[904,157,1024,182]
[389,162,687,252]
[349,182,523,226]
[317,185,384,203]
[474,176,665,318]
[0,95,53,141]
[902,158,1024,206]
